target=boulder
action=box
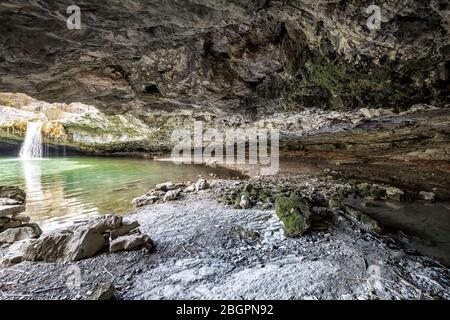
[90,283,116,300]
[356,183,386,199]
[0,217,9,228]
[275,195,312,237]
[132,195,158,208]
[0,240,31,265]
[163,189,181,201]
[0,223,42,244]
[77,215,123,234]
[345,205,384,233]
[328,197,342,210]
[154,182,175,192]
[109,221,140,240]
[385,187,405,201]
[0,186,26,204]
[0,215,153,264]
[419,191,436,201]
[109,233,153,252]
[12,214,30,223]
[184,183,196,193]
[0,205,26,218]
[2,228,108,263]
[0,219,22,231]
[239,194,251,209]
[195,179,208,191]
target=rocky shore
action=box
[0,168,449,300]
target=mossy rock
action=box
[328,197,343,209]
[369,185,386,199]
[282,50,439,110]
[275,195,311,237]
[345,205,384,233]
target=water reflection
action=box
[20,159,101,230]
[0,156,240,231]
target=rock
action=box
[356,183,386,199]
[0,223,42,244]
[3,228,108,263]
[0,217,9,228]
[0,205,26,217]
[239,194,251,209]
[154,182,175,192]
[11,214,30,223]
[0,240,30,265]
[109,221,140,240]
[0,0,446,115]
[0,186,26,204]
[1,215,153,264]
[359,108,395,119]
[0,198,21,206]
[132,195,158,208]
[275,195,311,237]
[109,233,154,252]
[184,184,196,193]
[419,191,436,201]
[328,197,342,210]
[163,189,181,202]
[80,215,123,234]
[90,283,116,300]
[345,206,384,234]
[195,179,208,191]
[0,219,22,231]
[385,187,405,201]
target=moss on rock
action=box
[345,205,384,234]
[275,195,311,237]
[283,50,440,110]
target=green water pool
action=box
[0,156,239,230]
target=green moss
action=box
[282,51,439,110]
[275,195,311,237]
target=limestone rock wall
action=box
[0,0,448,113]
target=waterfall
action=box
[19,122,44,159]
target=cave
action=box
[0,0,448,304]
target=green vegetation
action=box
[275,195,311,237]
[282,51,438,110]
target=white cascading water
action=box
[19,122,44,159]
